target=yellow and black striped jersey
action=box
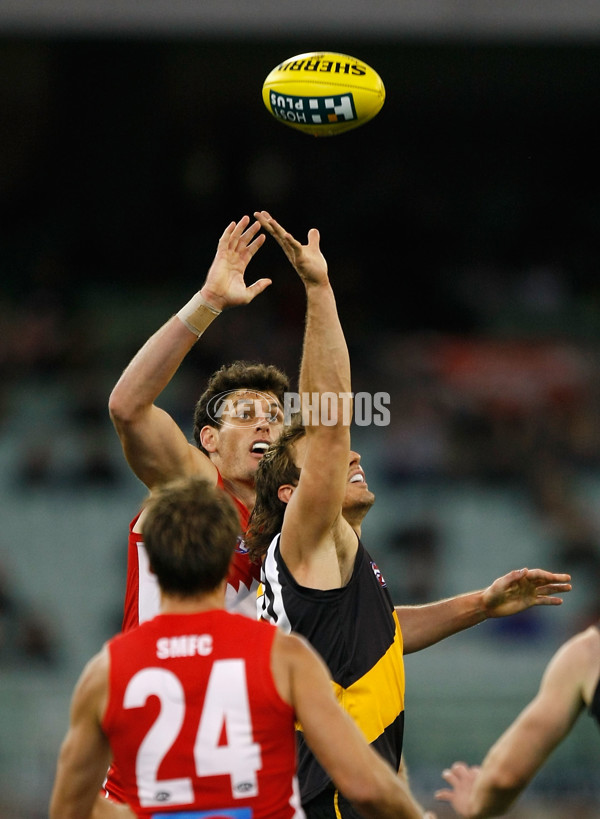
[259,533,405,804]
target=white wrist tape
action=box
[176,292,222,337]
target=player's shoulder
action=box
[225,611,276,640]
[191,447,219,484]
[571,625,600,705]
[547,625,600,693]
[73,644,110,710]
[272,627,322,667]
[563,624,600,658]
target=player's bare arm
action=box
[273,630,430,819]
[108,216,269,491]
[434,627,596,817]
[255,212,355,588]
[50,649,112,819]
[397,568,572,655]
[90,794,136,819]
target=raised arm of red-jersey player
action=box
[108,216,270,491]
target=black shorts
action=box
[303,785,364,819]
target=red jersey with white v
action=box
[103,610,303,819]
[108,473,261,805]
[121,472,260,633]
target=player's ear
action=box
[200,425,218,453]
[277,484,295,505]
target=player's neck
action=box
[342,510,365,536]
[159,587,225,615]
[221,476,256,512]
[341,497,373,535]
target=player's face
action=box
[343,449,375,516]
[290,438,375,515]
[211,390,284,483]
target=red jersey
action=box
[121,472,260,633]
[106,472,261,805]
[102,610,304,819]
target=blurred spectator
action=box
[381,385,451,483]
[0,562,60,667]
[384,520,442,605]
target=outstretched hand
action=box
[482,568,571,618]
[254,210,329,288]
[200,215,271,311]
[434,761,480,817]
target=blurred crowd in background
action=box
[4,239,600,667]
[1,28,600,818]
[3,36,600,672]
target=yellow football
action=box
[262,51,385,137]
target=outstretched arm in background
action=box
[108,216,270,491]
[434,625,600,817]
[397,567,572,655]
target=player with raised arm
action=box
[101,216,288,813]
[108,215,287,624]
[50,477,433,819]
[246,211,572,819]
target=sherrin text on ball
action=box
[262,51,385,137]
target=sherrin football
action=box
[262,52,385,137]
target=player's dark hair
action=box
[245,421,305,563]
[142,477,240,596]
[193,360,289,454]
